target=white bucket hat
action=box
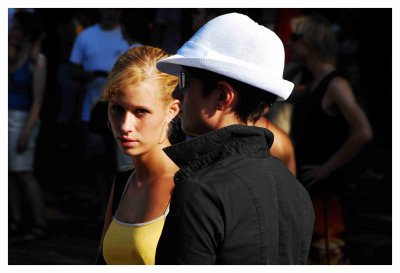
[157,12,294,101]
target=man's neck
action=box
[213,114,244,130]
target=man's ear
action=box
[216,81,236,110]
[167,99,180,121]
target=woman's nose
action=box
[120,112,135,133]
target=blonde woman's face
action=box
[288,31,309,64]
[108,78,171,157]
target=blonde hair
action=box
[102,45,178,104]
[291,15,337,64]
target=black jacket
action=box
[155,125,314,265]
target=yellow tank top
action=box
[102,206,169,265]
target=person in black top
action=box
[154,13,314,265]
[288,14,373,264]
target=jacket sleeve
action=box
[155,178,224,264]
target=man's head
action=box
[99,8,122,29]
[157,13,294,136]
[172,66,277,135]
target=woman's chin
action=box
[120,147,137,157]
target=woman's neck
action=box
[306,58,336,80]
[132,143,178,185]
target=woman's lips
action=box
[119,136,139,148]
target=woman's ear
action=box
[216,81,236,110]
[167,99,180,121]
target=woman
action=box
[8,11,47,240]
[97,46,180,265]
[288,14,373,264]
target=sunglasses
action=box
[178,67,212,90]
[289,33,303,43]
[178,71,189,90]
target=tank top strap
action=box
[314,70,344,96]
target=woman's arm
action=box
[324,78,373,170]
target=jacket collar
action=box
[164,125,274,176]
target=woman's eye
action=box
[111,105,125,113]
[135,108,149,116]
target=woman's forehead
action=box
[111,81,163,106]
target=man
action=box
[155,13,314,264]
[70,8,129,125]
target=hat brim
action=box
[157,54,294,101]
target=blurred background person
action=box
[151,8,183,54]
[119,9,151,47]
[69,8,130,220]
[288,14,373,264]
[55,10,90,153]
[190,8,226,33]
[8,11,47,241]
[254,116,296,176]
[266,8,303,135]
